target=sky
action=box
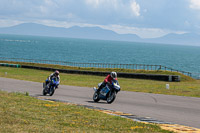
[0,0,200,38]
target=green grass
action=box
[1,66,200,97]
[0,91,172,133]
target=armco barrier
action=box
[0,63,21,68]
[21,65,180,82]
[0,57,192,77]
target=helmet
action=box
[110,71,117,79]
[54,70,59,76]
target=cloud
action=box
[85,0,140,17]
[190,0,200,10]
[85,0,100,7]
[130,0,140,16]
[85,0,119,8]
[0,0,141,24]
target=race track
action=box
[1,77,200,128]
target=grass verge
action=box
[0,61,194,81]
[0,66,200,97]
[0,90,172,133]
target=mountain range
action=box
[0,23,200,46]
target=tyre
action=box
[49,87,55,96]
[93,92,100,102]
[107,91,116,104]
[43,83,48,96]
[43,88,47,96]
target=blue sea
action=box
[0,34,200,77]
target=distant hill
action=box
[0,23,200,46]
[0,23,141,42]
[145,33,200,46]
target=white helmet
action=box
[110,71,117,79]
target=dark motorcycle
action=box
[93,79,120,104]
[43,79,59,96]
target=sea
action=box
[0,34,200,78]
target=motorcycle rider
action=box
[45,70,60,88]
[96,71,118,93]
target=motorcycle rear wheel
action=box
[43,88,47,95]
[43,85,48,96]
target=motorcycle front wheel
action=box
[93,92,100,102]
[49,87,55,96]
[107,91,116,104]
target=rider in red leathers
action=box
[97,71,117,93]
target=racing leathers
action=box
[97,74,118,93]
[45,73,60,88]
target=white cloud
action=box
[85,0,100,7]
[130,0,140,16]
[44,0,55,5]
[85,0,113,8]
[39,6,48,14]
[85,0,118,8]
[190,0,200,10]
[84,0,141,18]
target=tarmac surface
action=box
[1,77,200,131]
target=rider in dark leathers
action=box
[45,70,60,88]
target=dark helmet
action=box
[54,70,59,76]
[110,71,117,79]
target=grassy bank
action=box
[0,66,200,97]
[0,91,172,133]
[0,61,194,81]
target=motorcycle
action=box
[43,78,59,96]
[93,79,120,104]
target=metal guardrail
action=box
[190,73,200,79]
[0,63,21,68]
[0,57,193,77]
[20,65,181,82]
